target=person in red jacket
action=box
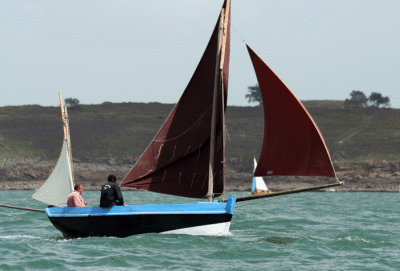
[67,184,88,207]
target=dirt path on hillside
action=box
[337,116,371,144]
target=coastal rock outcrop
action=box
[1,159,399,192]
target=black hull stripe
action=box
[49,213,232,238]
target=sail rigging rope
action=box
[87,195,100,205]
[232,24,246,44]
[153,106,212,143]
[335,177,345,186]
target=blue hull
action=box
[46,196,236,238]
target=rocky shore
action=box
[1,159,399,193]
[0,160,400,192]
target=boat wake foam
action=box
[0,235,40,240]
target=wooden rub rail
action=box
[219,182,344,203]
[0,204,46,213]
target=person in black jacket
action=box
[100,174,127,208]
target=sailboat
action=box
[0,93,75,214]
[252,158,272,196]
[1,0,342,238]
[44,0,236,238]
[3,91,236,238]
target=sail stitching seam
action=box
[196,144,202,161]
[161,171,167,182]
[201,174,208,190]
[170,145,177,161]
[191,173,196,187]
[155,143,164,159]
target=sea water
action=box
[0,191,399,270]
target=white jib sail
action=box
[252,157,268,192]
[32,139,74,206]
[32,95,74,206]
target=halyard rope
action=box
[87,195,101,204]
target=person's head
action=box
[74,184,83,193]
[108,174,117,183]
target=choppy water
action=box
[0,191,399,270]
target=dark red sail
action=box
[247,45,336,178]
[120,1,231,198]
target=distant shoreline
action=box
[0,179,398,193]
[1,161,399,193]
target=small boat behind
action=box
[252,158,272,196]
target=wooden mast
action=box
[59,92,68,141]
[59,92,74,188]
[219,0,230,193]
[207,8,225,202]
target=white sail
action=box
[32,94,74,206]
[252,158,268,192]
[32,139,74,205]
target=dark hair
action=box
[108,174,117,183]
[74,184,82,190]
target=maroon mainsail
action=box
[246,45,336,178]
[120,1,231,198]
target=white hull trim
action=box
[161,221,232,236]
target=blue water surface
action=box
[0,191,399,270]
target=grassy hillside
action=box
[1,101,399,172]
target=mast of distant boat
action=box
[59,92,74,187]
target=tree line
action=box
[64,88,391,110]
[343,90,390,108]
[245,85,391,108]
